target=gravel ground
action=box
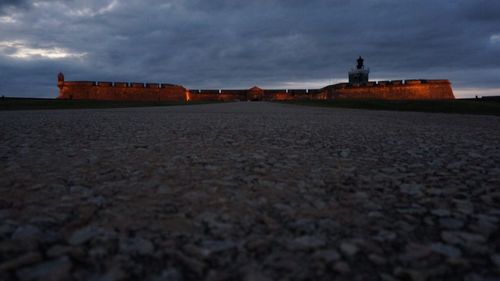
[1,102,499,281]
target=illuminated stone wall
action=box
[324,80,455,100]
[58,81,186,102]
[58,78,454,102]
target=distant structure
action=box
[348,56,370,84]
[58,57,455,101]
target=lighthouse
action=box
[348,56,370,85]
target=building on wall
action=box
[57,57,455,101]
[348,56,370,85]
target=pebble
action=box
[430,243,462,258]
[12,225,42,241]
[441,231,487,246]
[393,267,428,281]
[69,185,91,195]
[68,226,97,246]
[46,245,72,258]
[93,265,127,281]
[0,252,42,271]
[288,236,326,250]
[156,185,170,194]
[199,240,236,255]
[491,254,500,268]
[332,261,351,274]
[438,218,464,230]
[339,149,351,158]
[150,269,183,281]
[243,271,273,281]
[120,237,154,255]
[313,249,341,263]
[16,256,72,281]
[400,184,424,196]
[88,196,107,207]
[399,243,432,262]
[431,209,451,217]
[340,242,359,257]
[368,254,387,266]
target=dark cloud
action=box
[458,0,500,23]
[0,0,29,13]
[0,0,499,98]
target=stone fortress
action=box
[57,57,455,101]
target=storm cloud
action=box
[0,0,499,97]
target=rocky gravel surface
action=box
[1,102,499,281]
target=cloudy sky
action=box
[0,0,499,98]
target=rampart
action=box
[322,80,454,100]
[58,80,186,102]
[58,75,454,102]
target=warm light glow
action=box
[185,90,191,102]
[0,41,86,60]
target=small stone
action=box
[12,225,42,241]
[340,242,359,257]
[399,243,432,262]
[0,223,14,237]
[313,249,341,263]
[89,196,106,207]
[458,232,486,244]
[89,246,108,259]
[441,231,462,245]
[431,209,451,217]
[380,273,398,281]
[400,183,424,196]
[199,240,236,254]
[0,252,42,271]
[430,243,462,258]
[156,185,170,194]
[467,152,483,158]
[169,251,205,276]
[93,265,127,281]
[68,225,97,245]
[120,237,154,255]
[454,200,474,215]
[368,254,387,266]
[16,256,72,281]
[491,254,500,268]
[333,261,350,274]
[441,231,487,246]
[69,185,91,195]
[446,161,464,170]
[46,245,72,258]
[439,218,464,230]
[374,230,397,242]
[472,220,496,236]
[447,257,470,267]
[339,149,351,158]
[151,269,183,281]
[394,267,428,281]
[288,236,326,251]
[368,211,383,218]
[243,270,273,281]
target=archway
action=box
[247,86,264,101]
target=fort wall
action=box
[58,77,454,102]
[58,81,186,102]
[323,80,454,100]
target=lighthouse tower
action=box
[348,56,370,85]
